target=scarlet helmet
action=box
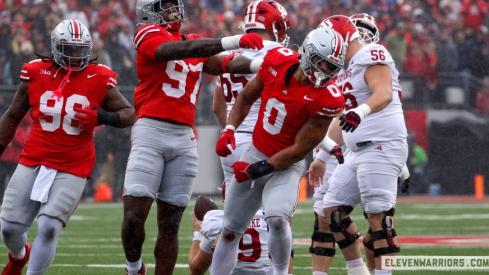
[51,19,92,71]
[244,0,290,47]
[136,0,184,31]
[350,13,379,44]
[318,15,360,43]
[298,27,346,88]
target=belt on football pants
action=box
[144,116,190,127]
[236,131,253,134]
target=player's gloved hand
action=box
[231,160,274,183]
[221,34,264,50]
[330,145,344,164]
[230,161,251,183]
[339,104,371,133]
[74,107,99,130]
[398,164,411,193]
[398,177,410,193]
[239,33,264,50]
[215,125,236,157]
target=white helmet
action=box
[298,27,346,88]
[136,0,184,31]
[349,13,380,44]
[51,19,92,71]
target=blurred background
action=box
[0,0,488,201]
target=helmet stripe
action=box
[70,19,81,39]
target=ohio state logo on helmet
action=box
[244,0,290,47]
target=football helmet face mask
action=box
[350,13,379,45]
[51,19,92,71]
[318,15,360,43]
[244,0,290,47]
[299,28,346,88]
[136,0,184,31]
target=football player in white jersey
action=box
[316,15,408,275]
[188,185,273,275]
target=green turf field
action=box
[2,198,489,274]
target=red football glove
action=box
[230,161,251,183]
[215,129,236,157]
[239,33,264,50]
[74,107,98,130]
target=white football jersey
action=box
[335,43,407,151]
[219,41,282,133]
[202,209,271,273]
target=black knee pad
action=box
[371,215,400,257]
[329,211,361,250]
[309,231,336,257]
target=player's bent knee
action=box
[370,213,400,257]
[363,227,374,250]
[329,206,360,249]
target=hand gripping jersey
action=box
[19,60,117,178]
[253,47,345,157]
[219,41,282,133]
[201,209,271,273]
[334,43,407,150]
[133,24,209,126]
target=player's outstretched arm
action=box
[269,117,333,170]
[155,33,264,62]
[204,55,262,76]
[0,81,30,155]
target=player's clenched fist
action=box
[221,33,264,51]
[230,161,251,183]
[215,125,236,157]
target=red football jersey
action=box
[133,24,209,126]
[19,60,117,178]
[253,47,345,157]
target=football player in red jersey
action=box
[212,27,346,275]
[0,19,136,275]
[120,0,265,274]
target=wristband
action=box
[319,136,337,152]
[399,164,410,181]
[221,54,235,73]
[248,160,274,179]
[96,108,120,126]
[224,125,236,132]
[352,104,371,120]
[316,149,329,163]
[193,231,203,242]
[250,58,263,74]
[221,35,242,50]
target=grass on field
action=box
[1,198,489,274]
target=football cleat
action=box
[126,263,147,275]
[2,243,32,275]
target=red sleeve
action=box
[19,62,32,82]
[134,25,170,61]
